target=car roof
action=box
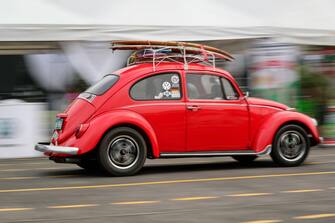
[114,62,234,80]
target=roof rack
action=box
[111,40,234,71]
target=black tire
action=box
[77,159,99,171]
[98,127,147,176]
[271,124,310,167]
[232,155,257,164]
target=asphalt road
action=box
[0,147,334,223]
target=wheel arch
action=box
[101,123,155,159]
[275,120,318,146]
[75,110,160,158]
[252,111,320,152]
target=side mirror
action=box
[243,91,249,99]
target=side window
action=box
[130,73,181,100]
[186,74,224,100]
[221,78,239,100]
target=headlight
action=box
[311,118,318,126]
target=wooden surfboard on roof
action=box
[111,40,234,61]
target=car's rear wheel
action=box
[271,124,310,167]
[232,155,257,164]
[98,127,147,176]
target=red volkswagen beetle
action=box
[35,41,321,176]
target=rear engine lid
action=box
[54,74,119,143]
[56,98,96,143]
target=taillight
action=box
[54,118,64,130]
[75,123,90,138]
[55,113,67,130]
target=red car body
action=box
[36,62,321,175]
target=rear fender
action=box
[74,110,159,157]
[252,111,319,152]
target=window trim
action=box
[129,72,183,101]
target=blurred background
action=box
[1,0,335,158]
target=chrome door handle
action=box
[187,105,200,111]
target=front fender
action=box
[252,111,320,152]
[70,109,160,157]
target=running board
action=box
[160,145,271,158]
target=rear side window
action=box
[221,78,239,100]
[85,75,119,95]
[186,74,224,100]
[130,73,182,100]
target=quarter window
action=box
[186,74,224,100]
[130,73,182,100]
[221,78,239,100]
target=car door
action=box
[128,71,186,153]
[185,72,249,151]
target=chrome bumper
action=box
[35,143,79,155]
[319,137,324,143]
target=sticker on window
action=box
[171,88,180,98]
[163,91,172,97]
[162,81,171,91]
[154,92,163,99]
[171,75,179,84]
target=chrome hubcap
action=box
[108,136,139,169]
[278,130,306,162]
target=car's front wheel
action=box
[271,124,310,167]
[98,127,147,176]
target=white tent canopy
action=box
[0,0,335,44]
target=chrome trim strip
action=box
[248,105,283,111]
[160,146,272,158]
[124,103,284,110]
[160,152,255,157]
[122,103,182,109]
[35,144,79,155]
[123,103,247,109]
[257,145,272,157]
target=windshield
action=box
[85,74,119,95]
